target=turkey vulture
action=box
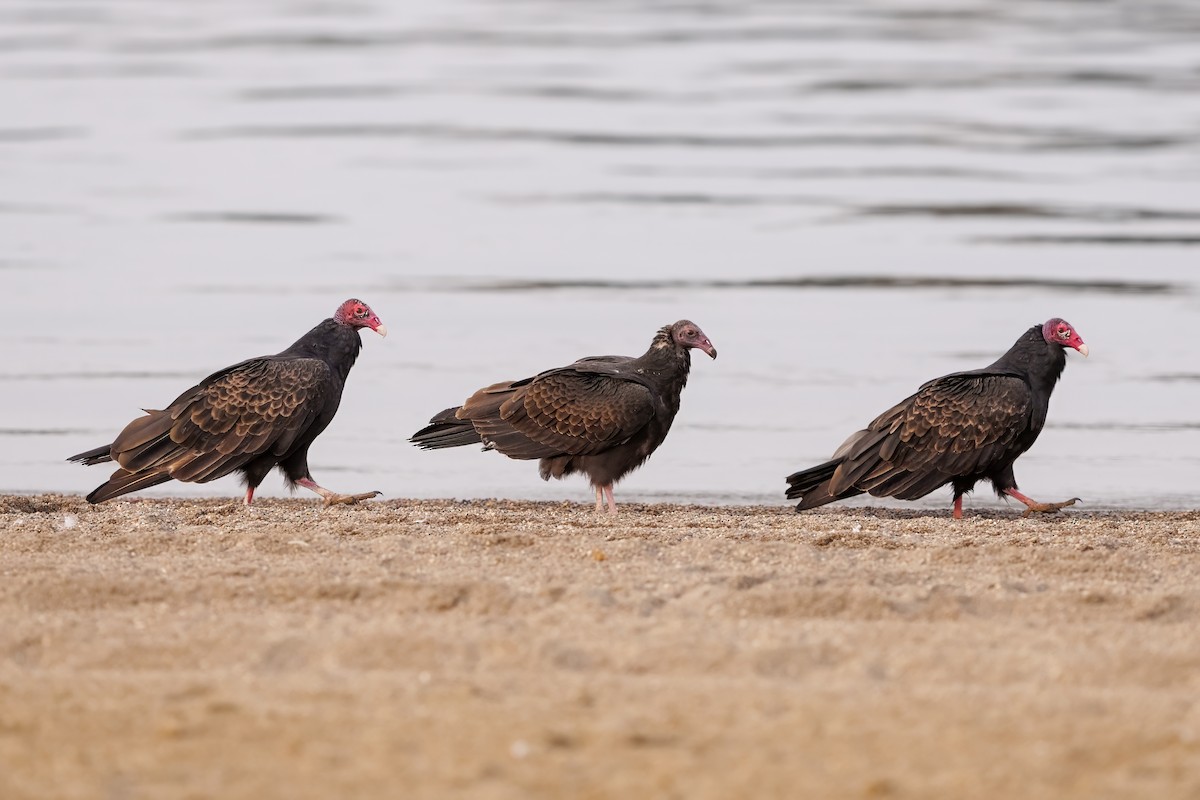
[68,298,386,506]
[410,320,716,513]
[785,318,1087,518]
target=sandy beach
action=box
[1,495,1198,799]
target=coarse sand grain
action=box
[1,495,1199,799]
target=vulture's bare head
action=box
[1041,318,1087,357]
[335,298,387,338]
[672,320,717,359]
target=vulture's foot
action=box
[1019,497,1080,518]
[322,490,382,507]
[296,477,380,507]
[1006,488,1079,517]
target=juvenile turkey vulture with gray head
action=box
[411,320,716,513]
[68,299,386,506]
[786,318,1087,518]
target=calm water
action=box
[2,0,1198,510]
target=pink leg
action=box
[1006,489,1034,506]
[952,495,963,519]
[245,486,255,506]
[603,484,617,515]
[595,487,604,512]
[295,477,381,507]
[1004,488,1080,517]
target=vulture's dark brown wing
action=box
[462,369,656,460]
[828,373,1033,500]
[108,358,333,484]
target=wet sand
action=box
[1,495,1198,799]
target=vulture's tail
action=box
[67,444,114,466]
[785,459,863,511]
[410,407,484,450]
[85,468,173,504]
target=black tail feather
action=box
[785,459,863,511]
[410,407,484,450]
[67,444,113,466]
[86,469,173,504]
[785,459,838,499]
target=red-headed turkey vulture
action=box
[411,320,716,513]
[786,318,1088,518]
[68,299,386,506]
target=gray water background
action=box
[2,0,1198,510]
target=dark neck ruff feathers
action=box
[639,325,692,391]
[993,325,1066,392]
[286,318,363,381]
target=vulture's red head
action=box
[1042,318,1087,357]
[673,320,717,359]
[335,298,387,337]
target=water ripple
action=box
[800,68,1200,94]
[165,211,340,225]
[181,123,955,149]
[181,122,1197,153]
[119,25,919,54]
[442,276,1174,296]
[851,202,1200,223]
[0,126,86,143]
[500,191,833,207]
[1144,373,1200,383]
[0,371,199,382]
[979,234,1200,246]
[0,201,75,216]
[238,83,414,101]
[614,164,1033,182]
[1048,422,1200,432]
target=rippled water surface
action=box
[3,0,1198,509]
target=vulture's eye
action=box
[1059,329,1070,338]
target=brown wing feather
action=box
[458,371,655,460]
[830,375,1032,499]
[110,358,331,483]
